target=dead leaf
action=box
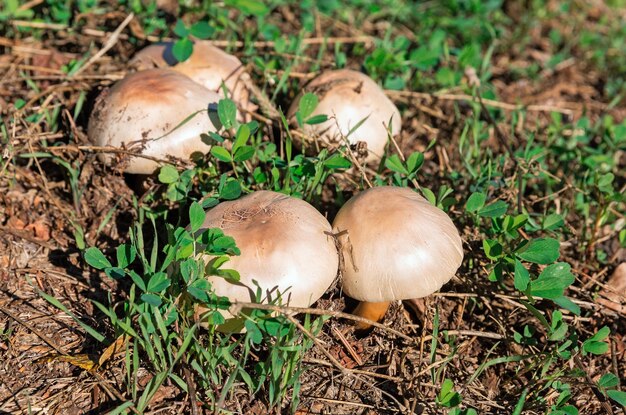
[25,220,51,241]
[295,402,324,415]
[7,217,26,230]
[98,334,128,368]
[36,353,98,372]
[127,15,146,39]
[465,66,481,87]
[133,372,178,405]
[484,369,501,400]
[151,385,178,405]
[155,0,178,14]
[403,298,426,316]
[31,48,71,72]
[597,263,626,314]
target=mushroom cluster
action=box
[129,41,254,118]
[88,41,253,174]
[87,39,465,333]
[88,44,402,173]
[192,186,463,333]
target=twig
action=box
[0,72,125,84]
[43,144,189,166]
[339,145,373,188]
[16,0,44,11]
[232,301,414,342]
[610,339,626,414]
[183,362,199,415]
[16,268,90,289]
[0,225,56,250]
[385,90,575,116]
[12,20,65,30]
[69,13,134,79]
[331,325,363,366]
[303,359,405,383]
[303,396,375,409]
[241,72,280,119]
[0,304,67,355]
[418,329,504,342]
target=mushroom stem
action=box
[352,301,391,331]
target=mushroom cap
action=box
[88,69,220,174]
[198,191,339,321]
[332,186,463,302]
[288,69,401,163]
[130,41,252,115]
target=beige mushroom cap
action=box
[130,41,253,115]
[333,186,463,302]
[288,69,401,163]
[198,191,339,324]
[88,69,220,174]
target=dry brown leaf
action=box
[25,220,51,241]
[295,401,324,415]
[36,353,98,371]
[597,263,626,314]
[7,216,26,230]
[98,334,128,368]
[31,48,71,72]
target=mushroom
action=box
[288,69,401,163]
[88,68,220,174]
[130,41,253,118]
[196,191,339,331]
[332,186,463,330]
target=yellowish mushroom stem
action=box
[352,301,391,331]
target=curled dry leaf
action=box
[6,216,26,230]
[25,220,51,241]
[98,335,128,368]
